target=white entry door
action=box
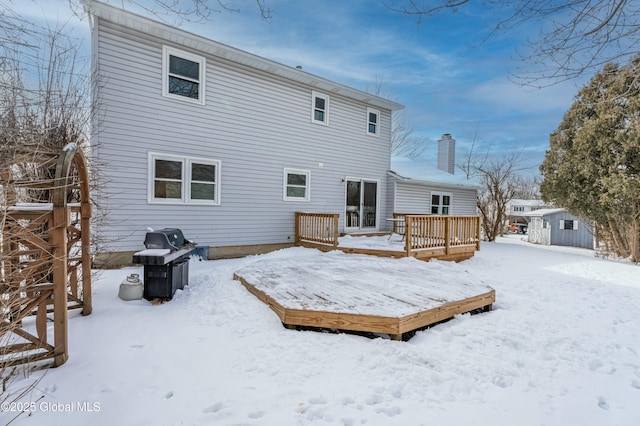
[345,178,378,230]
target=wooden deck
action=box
[295,212,482,262]
[233,251,495,340]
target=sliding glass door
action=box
[345,178,378,230]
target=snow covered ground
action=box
[3,235,640,426]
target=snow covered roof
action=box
[509,199,549,207]
[524,208,567,217]
[390,156,480,190]
[81,0,403,112]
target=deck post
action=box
[444,216,451,256]
[389,333,403,341]
[333,214,339,248]
[295,212,301,246]
[476,216,482,250]
[404,215,412,257]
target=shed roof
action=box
[81,0,404,112]
[525,208,567,217]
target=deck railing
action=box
[295,212,339,247]
[295,212,481,261]
[401,215,481,255]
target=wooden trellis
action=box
[1,144,92,368]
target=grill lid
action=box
[144,228,188,251]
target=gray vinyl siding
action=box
[92,18,392,252]
[394,182,430,213]
[529,211,594,249]
[390,180,478,217]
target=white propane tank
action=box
[118,273,143,301]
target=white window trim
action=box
[148,152,220,205]
[311,91,329,125]
[430,191,453,215]
[283,168,311,202]
[366,107,380,136]
[162,45,206,105]
[559,219,579,230]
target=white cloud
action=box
[12,0,87,31]
[469,77,580,112]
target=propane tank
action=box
[118,273,143,301]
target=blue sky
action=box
[15,0,587,174]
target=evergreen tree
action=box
[540,57,640,261]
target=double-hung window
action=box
[162,46,206,104]
[366,107,380,136]
[431,191,452,215]
[149,153,220,205]
[311,91,329,125]
[283,168,310,202]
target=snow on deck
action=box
[337,233,406,251]
[234,249,493,318]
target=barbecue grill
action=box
[132,228,196,300]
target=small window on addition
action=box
[367,107,380,136]
[311,91,329,125]
[283,168,310,202]
[431,192,452,215]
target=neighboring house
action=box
[507,199,549,217]
[526,208,595,250]
[82,1,476,265]
[506,199,550,232]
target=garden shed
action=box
[526,208,595,250]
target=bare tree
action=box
[475,153,527,241]
[511,174,541,200]
[457,137,529,241]
[1,0,93,403]
[365,78,427,159]
[383,0,640,85]
[455,126,488,179]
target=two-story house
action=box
[82,0,478,266]
[506,199,550,233]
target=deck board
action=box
[233,250,495,340]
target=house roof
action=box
[81,0,404,112]
[389,157,480,190]
[508,199,549,208]
[524,208,567,217]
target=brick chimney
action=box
[437,133,456,174]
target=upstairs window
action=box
[431,192,452,215]
[366,108,380,136]
[283,168,310,202]
[311,91,329,125]
[149,153,220,205]
[162,46,205,104]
